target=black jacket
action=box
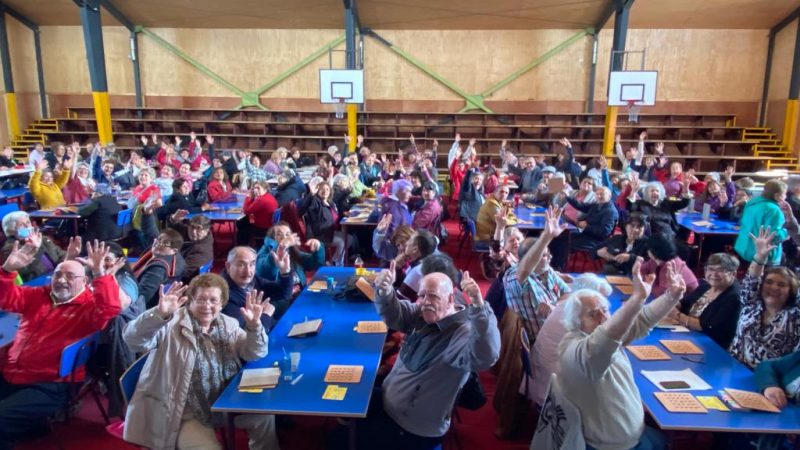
[458,169,484,221]
[274,175,307,207]
[78,194,122,242]
[628,197,689,237]
[220,270,294,331]
[299,194,337,242]
[565,198,618,240]
[159,192,203,220]
[679,280,742,349]
[136,252,186,308]
[596,235,648,275]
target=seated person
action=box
[411,181,443,234]
[77,183,122,243]
[256,222,324,296]
[238,181,279,246]
[756,350,800,410]
[0,213,80,282]
[132,222,186,308]
[482,209,523,280]
[395,229,439,302]
[29,158,71,210]
[719,177,754,223]
[167,211,214,283]
[153,164,175,198]
[300,181,344,265]
[373,217,414,265]
[565,186,618,250]
[376,179,414,253]
[596,212,648,275]
[475,184,516,240]
[160,178,209,220]
[128,168,161,210]
[63,162,95,204]
[665,253,741,348]
[221,246,293,328]
[0,240,121,447]
[274,168,306,207]
[122,275,278,450]
[207,167,236,203]
[694,178,731,214]
[640,234,699,298]
[458,167,485,223]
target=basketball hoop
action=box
[334,98,346,119]
[626,100,641,124]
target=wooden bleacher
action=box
[12,107,794,175]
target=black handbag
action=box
[457,371,487,410]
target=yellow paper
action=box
[238,388,264,394]
[697,396,730,411]
[323,384,348,401]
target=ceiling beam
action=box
[594,0,634,34]
[0,1,38,30]
[771,5,800,37]
[100,0,134,32]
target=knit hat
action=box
[541,166,556,174]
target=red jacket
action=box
[156,149,182,171]
[243,193,278,229]
[450,158,466,201]
[0,270,121,384]
[208,180,235,203]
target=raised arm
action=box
[374,260,419,331]
[123,283,188,353]
[603,258,652,341]
[624,259,686,344]
[516,206,567,285]
[635,131,646,165]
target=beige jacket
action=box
[122,307,268,450]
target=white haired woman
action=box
[627,178,691,240]
[0,211,80,282]
[123,274,277,450]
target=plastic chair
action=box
[272,207,281,224]
[199,260,213,274]
[119,351,151,405]
[116,208,133,227]
[52,332,109,430]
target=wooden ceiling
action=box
[3,0,798,30]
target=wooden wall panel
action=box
[765,21,797,136]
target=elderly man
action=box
[347,263,500,449]
[132,226,186,308]
[0,213,80,282]
[221,246,293,330]
[558,258,686,450]
[476,184,516,240]
[0,240,121,449]
[550,185,619,270]
[506,152,543,194]
[167,211,214,283]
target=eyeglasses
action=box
[52,272,85,282]
[704,266,732,274]
[192,297,222,306]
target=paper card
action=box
[656,321,690,333]
[605,276,632,285]
[322,384,348,401]
[626,345,671,361]
[238,388,264,394]
[616,285,634,295]
[548,177,565,194]
[308,280,331,292]
[324,365,364,384]
[355,277,376,301]
[288,319,323,338]
[239,367,281,389]
[641,368,712,391]
[697,396,730,411]
[654,392,708,413]
[724,388,781,413]
[691,220,713,227]
[660,340,703,355]
[355,321,388,333]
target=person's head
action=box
[40,169,54,184]
[271,150,282,163]
[179,162,191,177]
[327,145,339,157]
[594,186,611,203]
[2,146,12,158]
[734,187,752,204]
[523,157,536,170]
[471,172,485,189]
[391,225,414,252]
[646,234,677,265]
[625,212,647,240]
[267,221,293,242]
[406,229,438,261]
[562,289,611,334]
[365,153,376,165]
[760,267,800,311]
[503,227,523,256]
[703,253,738,291]
[579,177,595,194]
[251,181,268,198]
[417,273,456,324]
[53,143,66,156]
[762,179,788,203]
[187,273,230,328]
[391,179,413,203]
[3,211,32,238]
[670,161,683,177]
[225,246,258,287]
[159,164,174,178]
[316,181,332,201]
[705,179,720,196]
[421,181,438,201]
[493,184,510,202]
[277,168,296,186]
[332,174,352,192]
[409,171,423,188]
[518,237,550,274]
[152,229,183,256]
[102,160,115,177]
[420,253,459,286]
[292,148,301,160]
[212,167,227,182]
[102,241,132,275]
[76,163,91,179]
[173,178,192,196]
[250,155,261,167]
[541,166,556,182]
[179,149,190,161]
[643,182,665,205]
[570,273,613,297]
[138,168,155,187]
[187,215,211,242]
[787,175,800,195]
[50,260,88,304]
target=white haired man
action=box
[557,258,686,450]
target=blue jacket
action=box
[256,237,325,289]
[565,197,618,240]
[221,269,293,330]
[734,196,787,265]
[754,350,800,394]
[274,175,307,207]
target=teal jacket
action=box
[754,350,800,396]
[734,196,787,265]
[256,237,325,288]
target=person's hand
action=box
[614,253,631,264]
[455,133,461,143]
[140,136,148,146]
[764,387,788,409]
[494,207,508,229]
[271,245,292,275]
[409,134,415,145]
[189,131,196,141]
[665,260,687,299]
[750,226,777,261]
[599,156,608,169]
[279,233,301,251]
[26,228,42,250]
[106,255,126,276]
[460,270,483,307]
[375,260,397,296]
[241,289,269,328]
[534,154,544,165]
[65,236,82,260]
[170,209,189,223]
[84,239,111,277]
[2,241,38,272]
[36,159,48,171]
[152,134,158,143]
[615,134,621,143]
[639,131,647,141]
[717,189,728,204]
[631,257,655,300]
[376,213,393,233]
[558,272,574,284]
[174,136,181,145]
[629,178,641,195]
[500,139,507,149]
[654,142,664,155]
[536,302,554,318]
[205,135,214,145]
[357,134,364,145]
[469,138,477,147]
[724,165,735,181]
[543,206,568,238]
[577,220,588,229]
[157,282,188,319]
[560,137,571,148]
[305,239,321,252]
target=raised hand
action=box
[141,136,148,145]
[157,282,188,319]
[65,236,82,260]
[764,386,788,409]
[170,209,190,223]
[305,238,321,252]
[85,239,110,276]
[631,257,655,300]
[271,246,292,275]
[241,289,267,328]
[469,138,477,146]
[432,139,438,148]
[357,134,364,145]
[460,270,483,306]
[2,241,39,272]
[494,207,508,229]
[665,260,687,299]
[409,134,415,145]
[376,213,393,233]
[455,133,461,143]
[639,131,647,140]
[615,134,621,143]
[27,228,42,250]
[205,135,214,145]
[36,159,48,171]
[542,206,568,238]
[750,226,777,261]
[718,189,728,204]
[560,137,571,148]
[174,136,181,145]
[375,260,396,296]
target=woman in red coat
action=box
[63,162,95,204]
[237,181,278,245]
[207,167,235,203]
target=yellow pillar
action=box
[602,105,619,158]
[782,99,799,154]
[4,92,19,141]
[347,103,357,153]
[92,91,113,144]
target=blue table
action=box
[676,212,739,236]
[0,187,28,202]
[212,267,385,422]
[606,284,800,434]
[513,204,577,232]
[0,311,19,348]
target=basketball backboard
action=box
[320,69,364,104]
[607,71,658,106]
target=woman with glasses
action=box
[596,213,649,276]
[666,253,742,348]
[123,274,278,450]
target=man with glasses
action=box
[0,240,121,448]
[167,211,214,283]
[132,229,186,308]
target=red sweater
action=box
[243,193,279,229]
[208,180,235,203]
[0,270,121,384]
[132,184,161,204]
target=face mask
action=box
[16,227,31,238]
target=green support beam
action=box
[253,34,346,96]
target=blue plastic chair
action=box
[0,202,19,224]
[272,207,282,224]
[116,208,133,227]
[199,260,213,274]
[119,351,151,404]
[54,332,109,426]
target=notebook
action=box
[238,367,281,390]
[288,319,323,337]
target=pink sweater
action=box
[640,257,699,298]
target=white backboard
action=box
[320,69,364,104]
[608,70,658,106]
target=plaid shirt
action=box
[503,265,570,339]
[244,159,274,184]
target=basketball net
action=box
[335,99,346,119]
[626,100,641,123]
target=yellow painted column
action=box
[782,99,798,155]
[602,105,619,158]
[347,103,357,153]
[4,93,19,141]
[92,91,113,144]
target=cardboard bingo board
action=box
[654,392,708,413]
[660,340,703,355]
[725,388,780,413]
[626,345,671,361]
[324,365,364,384]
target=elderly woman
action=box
[236,180,279,245]
[730,228,800,369]
[256,221,324,293]
[129,167,161,209]
[640,234,698,298]
[665,253,742,348]
[63,162,95,203]
[734,179,789,266]
[694,178,731,214]
[411,181,443,234]
[596,212,649,276]
[300,181,346,265]
[373,218,414,265]
[0,212,80,281]
[207,167,235,203]
[374,179,414,260]
[481,209,524,280]
[394,229,439,301]
[274,168,306,207]
[122,274,277,450]
[627,179,690,240]
[29,158,71,209]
